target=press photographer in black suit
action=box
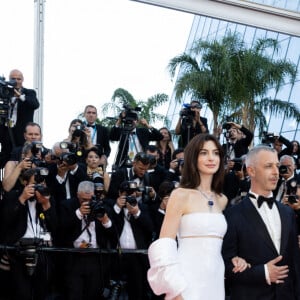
[109,106,163,168]
[175,100,208,148]
[0,69,39,167]
[0,168,58,300]
[83,105,111,168]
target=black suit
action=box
[59,197,118,300]
[222,126,253,159]
[222,196,300,300]
[0,87,39,167]
[94,124,111,157]
[0,189,58,300]
[110,126,163,167]
[178,116,208,148]
[110,202,154,300]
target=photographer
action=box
[164,148,184,185]
[222,122,253,170]
[46,142,87,203]
[83,105,111,168]
[109,180,154,299]
[175,100,208,148]
[0,70,39,167]
[2,138,46,193]
[109,106,163,168]
[274,155,300,203]
[59,180,117,300]
[0,168,58,300]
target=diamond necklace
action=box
[197,188,215,210]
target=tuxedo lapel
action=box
[276,202,290,254]
[241,197,278,254]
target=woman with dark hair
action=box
[291,140,300,170]
[147,134,249,300]
[156,127,175,169]
[85,147,110,192]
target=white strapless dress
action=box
[148,213,227,300]
[178,213,227,299]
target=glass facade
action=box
[166,0,300,144]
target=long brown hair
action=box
[180,134,225,194]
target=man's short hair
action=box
[134,152,150,165]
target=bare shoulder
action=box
[167,188,190,210]
[216,193,228,210]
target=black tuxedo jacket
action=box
[13,88,40,146]
[222,126,253,159]
[0,189,58,245]
[110,202,154,249]
[222,196,300,300]
[94,124,111,157]
[110,126,163,167]
[59,197,118,249]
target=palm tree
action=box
[223,37,299,133]
[168,32,300,136]
[100,88,169,127]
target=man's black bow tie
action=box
[257,196,274,209]
[87,124,95,128]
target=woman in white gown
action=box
[147,134,249,300]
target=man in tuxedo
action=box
[109,180,154,299]
[175,100,208,148]
[83,105,111,167]
[222,145,300,300]
[59,180,117,300]
[107,152,156,202]
[0,168,58,300]
[109,110,163,168]
[0,69,39,167]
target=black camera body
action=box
[120,104,141,132]
[0,76,16,124]
[73,124,86,138]
[59,152,77,166]
[261,131,277,145]
[139,186,152,204]
[279,165,288,175]
[125,195,138,206]
[180,104,196,124]
[34,184,50,197]
[88,196,106,221]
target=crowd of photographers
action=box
[0,92,300,299]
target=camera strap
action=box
[26,201,39,238]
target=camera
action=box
[139,186,152,204]
[59,141,83,164]
[180,104,196,122]
[17,238,43,276]
[287,195,298,204]
[34,184,50,197]
[125,195,138,206]
[119,104,141,132]
[73,124,86,138]
[0,76,16,124]
[59,152,78,165]
[33,167,49,184]
[93,174,105,200]
[261,131,278,145]
[88,195,106,221]
[279,165,288,175]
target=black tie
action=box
[87,124,95,129]
[257,196,274,209]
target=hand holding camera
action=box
[18,157,33,171]
[116,195,126,209]
[35,187,51,210]
[80,201,91,216]
[19,184,36,204]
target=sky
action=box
[0,0,193,158]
